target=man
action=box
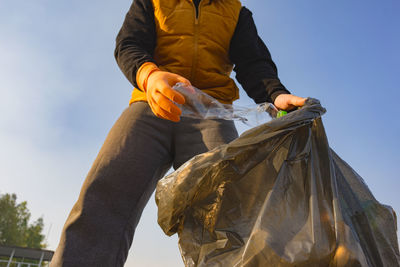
[51,0,306,266]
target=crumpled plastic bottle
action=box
[173,83,279,125]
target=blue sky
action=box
[0,0,399,266]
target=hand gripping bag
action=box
[156,99,400,267]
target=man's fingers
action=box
[148,96,181,122]
[158,85,185,104]
[152,92,182,116]
[176,76,191,86]
[145,70,192,122]
[274,94,307,111]
[289,95,306,107]
[155,106,181,122]
[166,73,194,94]
[176,76,195,93]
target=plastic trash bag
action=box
[173,83,278,125]
[156,98,400,267]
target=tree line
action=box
[0,193,46,248]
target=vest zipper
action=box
[190,0,203,83]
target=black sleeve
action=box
[114,0,157,89]
[229,7,290,104]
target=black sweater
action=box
[114,0,290,103]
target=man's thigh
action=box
[51,102,175,266]
[173,118,238,169]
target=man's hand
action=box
[137,62,192,122]
[274,94,306,111]
[146,70,191,122]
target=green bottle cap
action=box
[277,110,287,118]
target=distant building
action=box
[0,246,53,267]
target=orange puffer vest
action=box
[130,0,242,104]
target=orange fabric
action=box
[136,62,160,92]
[130,0,242,105]
[145,70,188,122]
[129,89,147,105]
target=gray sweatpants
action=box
[51,102,238,267]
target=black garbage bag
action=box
[155,99,400,267]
